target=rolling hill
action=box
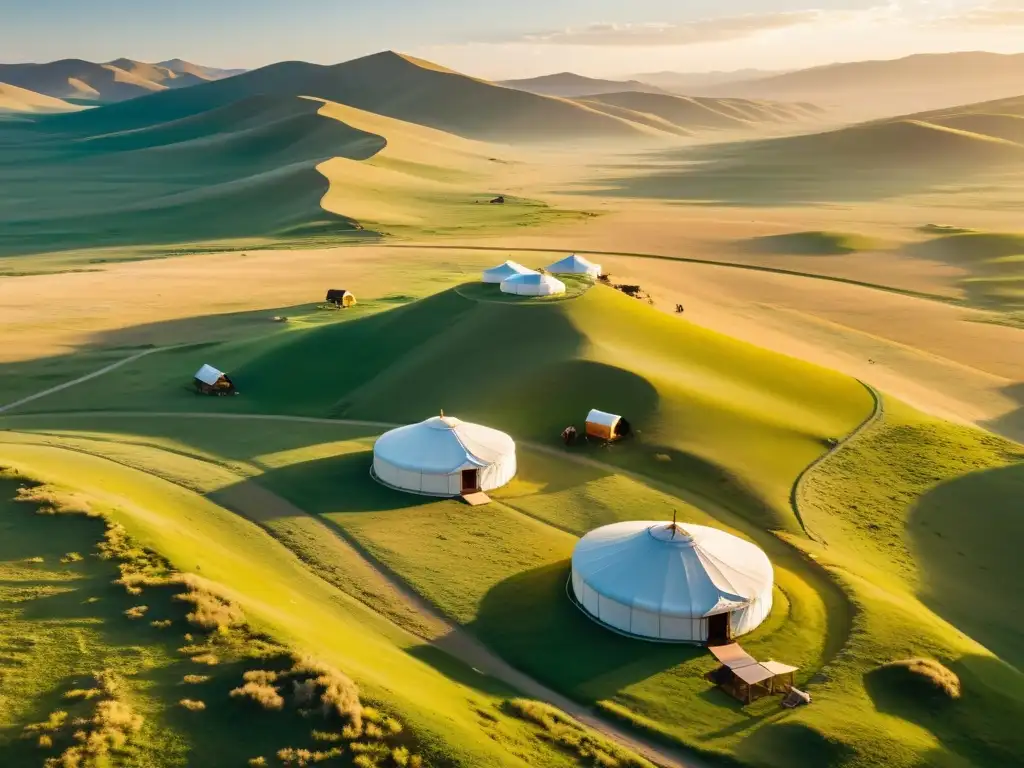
[629,68,786,92]
[576,91,824,133]
[158,58,247,80]
[4,278,1021,768]
[701,52,1024,118]
[602,91,1024,204]
[0,58,235,103]
[499,72,670,97]
[0,81,82,114]
[0,87,586,256]
[42,51,656,143]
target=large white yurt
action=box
[482,260,535,284]
[546,253,601,278]
[372,413,517,496]
[500,272,566,297]
[570,519,773,644]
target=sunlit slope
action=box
[0,95,379,255]
[578,91,823,131]
[312,99,576,232]
[236,285,871,530]
[0,442,567,768]
[39,51,657,143]
[0,81,82,114]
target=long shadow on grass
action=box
[908,461,1024,671]
[471,560,699,700]
[864,653,1024,766]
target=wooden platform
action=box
[461,491,491,506]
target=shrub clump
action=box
[877,658,962,700]
[231,680,285,711]
[25,671,145,768]
[173,576,245,631]
[182,675,210,685]
[60,552,84,564]
[124,605,149,620]
[179,699,206,712]
[150,619,173,629]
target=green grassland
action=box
[0,443,601,768]
[1,279,1021,768]
[0,91,589,266]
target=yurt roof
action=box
[194,364,224,385]
[484,260,534,277]
[572,520,773,618]
[503,272,564,288]
[586,409,620,427]
[547,254,600,273]
[374,415,515,474]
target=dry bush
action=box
[248,759,268,767]
[391,747,410,766]
[60,552,84,564]
[384,718,402,735]
[364,723,383,740]
[289,656,362,728]
[275,747,342,766]
[173,577,245,631]
[124,605,149,619]
[190,653,219,666]
[242,670,278,685]
[179,699,206,712]
[182,675,210,685]
[230,681,284,710]
[24,711,68,736]
[24,556,45,564]
[878,658,962,700]
[311,730,341,742]
[37,734,54,749]
[150,619,173,629]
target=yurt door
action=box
[461,469,479,493]
[707,613,731,646]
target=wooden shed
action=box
[585,409,631,441]
[193,364,237,396]
[705,644,799,705]
[325,289,357,308]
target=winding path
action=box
[788,380,884,542]
[0,346,183,415]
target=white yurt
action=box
[546,254,601,278]
[372,413,517,496]
[482,260,536,284]
[570,519,774,644]
[500,272,566,297]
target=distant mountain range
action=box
[626,69,787,92]
[498,73,670,98]
[48,52,821,144]
[0,58,245,103]
[686,52,1024,117]
[506,52,1024,118]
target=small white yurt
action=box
[483,260,535,284]
[372,413,517,496]
[570,519,773,644]
[500,272,566,297]
[546,254,601,278]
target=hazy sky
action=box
[1,0,1022,78]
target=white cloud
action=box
[958,0,1024,25]
[518,12,826,47]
